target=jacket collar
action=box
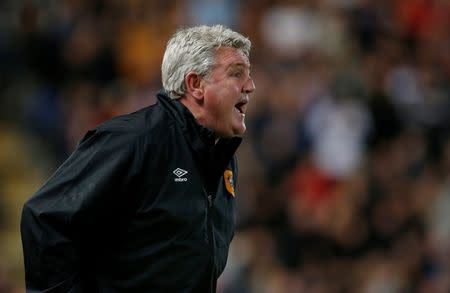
[156,90,242,162]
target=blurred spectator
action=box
[184,0,240,28]
[0,0,449,292]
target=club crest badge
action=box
[224,170,235,197]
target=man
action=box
[21,24,255,292]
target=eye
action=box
[230,70,243,78]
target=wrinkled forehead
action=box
[213,46,251,68]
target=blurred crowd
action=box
[0,0,449,292]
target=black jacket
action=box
[21,91,242,292]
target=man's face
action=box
[200,47,255,138]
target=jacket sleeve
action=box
[20,128,138,292]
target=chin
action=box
[216,122,246,138]
[232,126,246,137]
[217,129,245,139]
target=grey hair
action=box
[161,24,251,99]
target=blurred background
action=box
[0,0,450,292]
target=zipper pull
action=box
[207,195,213,207]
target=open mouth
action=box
[235,101,247,115]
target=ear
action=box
[185,72,204,101]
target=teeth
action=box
[235,100,247,115]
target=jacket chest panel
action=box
[213,178,236,246]
[131,141,206,237]
[123,132,237,276]
[147,146,235,244]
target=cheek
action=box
[205,86,235,110]
[210,98,232,119]
[203,93,226,121]
[204,82,241,117]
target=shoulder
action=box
[89,103,176,145]
[74,103,177,176]
[73,103,177,166]
[97,104,161,133]
[89,102,180,162]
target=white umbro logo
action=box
[173,168,188,182]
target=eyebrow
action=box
[227,63,251,72]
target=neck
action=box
[179,97,200,120]
[179,96,220,144]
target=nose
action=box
[243,77,255,94]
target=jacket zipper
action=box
[204,188,216,292]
